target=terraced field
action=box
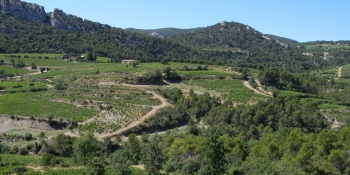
[183,79,268,103]
[0,53,270,136]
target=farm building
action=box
[121,60,135,64]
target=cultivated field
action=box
[0,54,272,137]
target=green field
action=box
[0,81,47,93]
[340,64,350,79]
[0,92,99,121]
[0,57,263,134]
[183,79,267,102]
[0,66,34,76]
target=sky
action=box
[24,0,350,42]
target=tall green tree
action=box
[199,128,227,175]
[141,134,165,175]
[85,157,106,175]
[124,133,141,164]
[73,132,101,165]
[112,148,133,175]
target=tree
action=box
[112,149,133,175]
[40,67,45,73]
[0,70,5,78]
[31,62,37,69]
[73,132,101,165]
[141,134,165,174]
[124,134,141,164]
[131,60,139,68]
[0,59,4,65]
[84,52,95,62]
[41,153,54,166]
[85,157,106,175]
[161,58,169,64]
[199,128,227,174]
[50,133,73,157]
[10,58,15,67]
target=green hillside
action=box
[125,27,202,37]
[1,0,350,174]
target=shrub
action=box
[23,132,32,141]
[41,153,54,166]
[19,147,28,155]
[11,165,26,173]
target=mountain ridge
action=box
[0,0,348,72]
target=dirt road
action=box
[243,81,271,96]
[335,66,343,79]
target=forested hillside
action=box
[0,1,348,71]
[263,34,299,46]
[1,1,350,174]
[125,27,202,37]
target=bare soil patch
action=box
[0,115,56,131]
[335,66,343,79]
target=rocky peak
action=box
[220,20,226,26]
[50,8,82,32]
[149,32,164,38]
[0,0,47,23]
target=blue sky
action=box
[25,0,350,42]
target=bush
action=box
[19,147,28,155]
[11,165,26,173]
[41,153,54,166]
[23,132,32,141]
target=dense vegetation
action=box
[1,10,349,72]
[126,27,202,37]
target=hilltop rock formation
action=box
[50,8,80,32]
[0,0,88,33]
[149,32,164,38]
[0,0,47,23]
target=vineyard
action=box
[0,92,99,121]
[78,103,152,133]
[340,64,350,79]
[183,79,268,103]
[335,112,350,124]
[0,81,47,93]
[0,66,34,76]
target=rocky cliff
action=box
[0,0,47,23]
[50,8,80,32]
[0,0,87,32]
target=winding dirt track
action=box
[243,80,271,96]
[335,66,343,79]
[96,89,173,140]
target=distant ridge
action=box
[125,27,202,38]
